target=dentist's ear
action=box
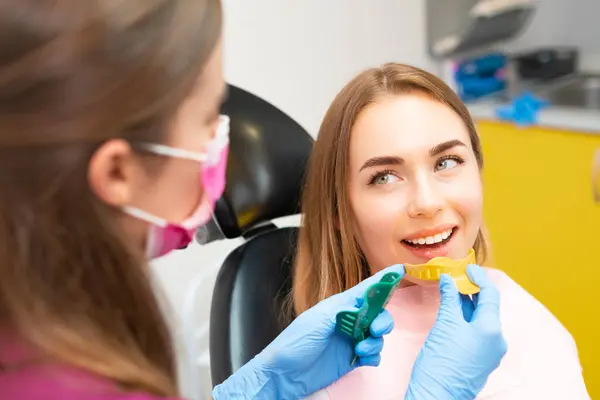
[88,139,136,207]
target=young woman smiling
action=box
[293,63,590,400]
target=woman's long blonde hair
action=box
[292,63,489,315]
[0,0,221,396]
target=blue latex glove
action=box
[212,264,406,400]
[495,90,551,127]
[405,265,508,400]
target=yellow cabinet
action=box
[477,121,600,397]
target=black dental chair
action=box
[206,85,314,387]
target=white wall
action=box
[222,0,434,136]
[151,1,433,399]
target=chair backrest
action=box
[208,85,313,387]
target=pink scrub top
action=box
[0,329,180,400]
[308,268,590,400]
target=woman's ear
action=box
[88,139,137,207]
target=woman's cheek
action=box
[352,193,405,271]
[448,175,484,243]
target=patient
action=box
[293,63,589,399]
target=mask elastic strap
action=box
[122,206,168,227]
[205,116,230,163]
[217,115,230,137]
[138,143,208,163]
[136,115,230,163]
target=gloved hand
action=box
[405,265,507,400]
[212,264,406,400]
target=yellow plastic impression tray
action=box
[404,248,479,295]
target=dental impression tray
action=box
[404,248,480,295]
[335,272,402,350]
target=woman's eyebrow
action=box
[359,155,404,172]
[359,140,466,172]
[429,139,466,156]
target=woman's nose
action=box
[406,177,444,219]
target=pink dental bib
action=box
[307,268,589,400]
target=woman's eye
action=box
[435,158,459,171]
[373,173,398,185]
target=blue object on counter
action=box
[455,52,507,80]
[495,91,551,127]
[458,76,506,102]
[454,52,508,101]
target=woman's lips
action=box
[402,224,456,242]
[401,227,457,262]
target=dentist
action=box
[0,1,506,400]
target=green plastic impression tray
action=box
[335,271,402,362]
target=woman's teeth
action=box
[404,228,454,246]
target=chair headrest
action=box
[213,85,314,239]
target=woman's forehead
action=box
[349,94,471,163]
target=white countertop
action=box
[464,71,600,134]
[467,101,600,134]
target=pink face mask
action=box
[123,115,230,259]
